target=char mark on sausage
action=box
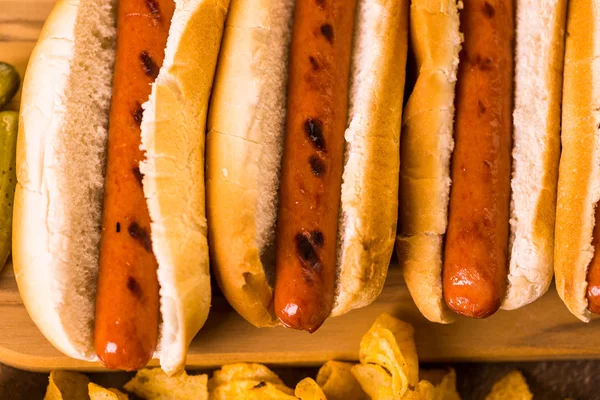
[304,118,327,151]
[295,233,322,272]
[320,23,334,43]
[140,51,159,79]
[128,222,153,253]
[127,276,143,299]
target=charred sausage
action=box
[442,0,514,318]
[94,0,175,370]
[273,0,358,332]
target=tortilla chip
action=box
[124,368,208,400]
[44,371,90,400]
[88,383,128,400]
[295,378,327,400]
[485,371,532,400]
[316,361,367,400]
[208,380,297,400]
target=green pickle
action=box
[0,111,18,268]
[0,63,20,109]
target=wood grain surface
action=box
[2,257,600,372]
[2,0,600,374]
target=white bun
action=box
[13,0,116,361]
[396,0,461,324]
[554,0,600,322]
[141,0,229,374]
[503,0,567,311]
[14,0,228,374]
[207,0,409,327]
[207,0,295,328]
[333,0,408,316]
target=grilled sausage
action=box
[94,0,175,370]
[442,0,514,318]
[273,0,358,332]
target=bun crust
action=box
[554,0,600,322]
[141,0,230,374]
[206,0,295,327]
[333,0,409,316]
[396,0,461,324]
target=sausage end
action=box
[95,337,154,371]
[275,302,326,333]
[444,286,502,318]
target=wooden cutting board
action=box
[2,0,600,373]
[2,258,600,373]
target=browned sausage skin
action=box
[442,0,514,318]
[273,0,358,332]
[94,0,175,370]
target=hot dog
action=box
[93,0,174,371]
[207,0,408,329]
[442,0,514,318]
[397,0,567,322]
[273,0,357,332]
[13,0,229,374]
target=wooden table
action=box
[1,0,600,374]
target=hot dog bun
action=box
[503,0,567,310]
[140,0,229,371]
[554,0,599,322]
[14,0,115,362]
[207,0,409,327]
[334,0,408,317]
[396,0,461,324]
[207,0,295,328]
[13,0,228,374]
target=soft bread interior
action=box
[396,0,460,324]
[334,0,409,316]
[13,0,116,360]
[141,0,230,375]
[253,1,296,262]
[504,0,567,310]
[206,0,295,327]
[555,0,600,322]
